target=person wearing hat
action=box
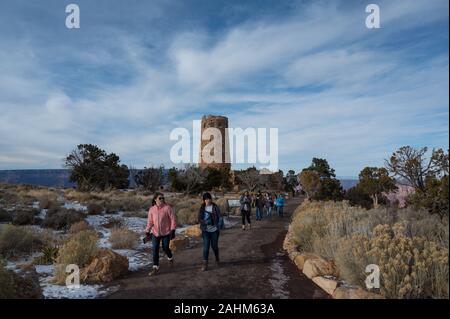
[198,192,222,271]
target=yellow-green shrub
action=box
[176,208,198,225]
[335,223,448,299]
[290,201,449,299]
[53,230,98,284]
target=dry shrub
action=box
[109,228,139,249]
[105,200,122,214]
[335,223,449,299]
[42,208,85,230]
[38,194,58,210]
[291,201,449,299]
[12,209,38,226]
[54,230,98,284]
[68,220,94,235]
[176,208,198,225]
[63,189,99,203]
[87,201,104,215]
[0,225,43,258]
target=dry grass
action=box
[109,228,139,249]
[176,208,198,225]
[87,201,104,215]
[291,201,449,299]
[68,220,94,235]
[64,189,153,213]
[53,230,98,284]
[0,225,43,258]
[42,207,85,230]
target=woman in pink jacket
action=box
[145,192,177,276]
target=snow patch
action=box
[269,256,290,299]
[114,249,151,272]
[64,201,87,212]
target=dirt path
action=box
[106,197,329,299]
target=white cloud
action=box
[0,0,448,175]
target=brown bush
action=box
[109,228,139,249]
[38,194,58,210]
[0,225,43,258]
[291,201,449,299]
[42,208,85,230]
[176,208,198,225]
[12,209,37,226]
[54,230,98,284]
[335,223,449,299]
[87,201,104,215]
[68,220,94,235]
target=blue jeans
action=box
[266,206,272,217]
[152,234,172,267]
[256,207,263,220]
[202,230,219,261]
[277,206,284,217]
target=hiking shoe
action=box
[201,261,208,271]
[148,267,159,276]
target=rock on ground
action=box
[80,248,129,284]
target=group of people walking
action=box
[144,190,286,276]
[145,192,223,276]
[239,191,286,230]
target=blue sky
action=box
[0,0,448,177]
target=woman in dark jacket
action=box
[239,191,252,230]
[198,192,222,271]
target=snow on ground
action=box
[37,208,47,219]
[121,215,147,233]
[35,264,121,299]
[223,216,238,229]
[98,228,112,249]
[269,251,290,299]
[35,264,54,275]
[64,201,87,212]
[85,214,110,228]
[113,249,151,271]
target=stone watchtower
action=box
[199,115,231,171]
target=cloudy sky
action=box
[0,0,448,177]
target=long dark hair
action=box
[152,192,164,206]
[201,192,215,208]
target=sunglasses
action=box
[157,197,165,200]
